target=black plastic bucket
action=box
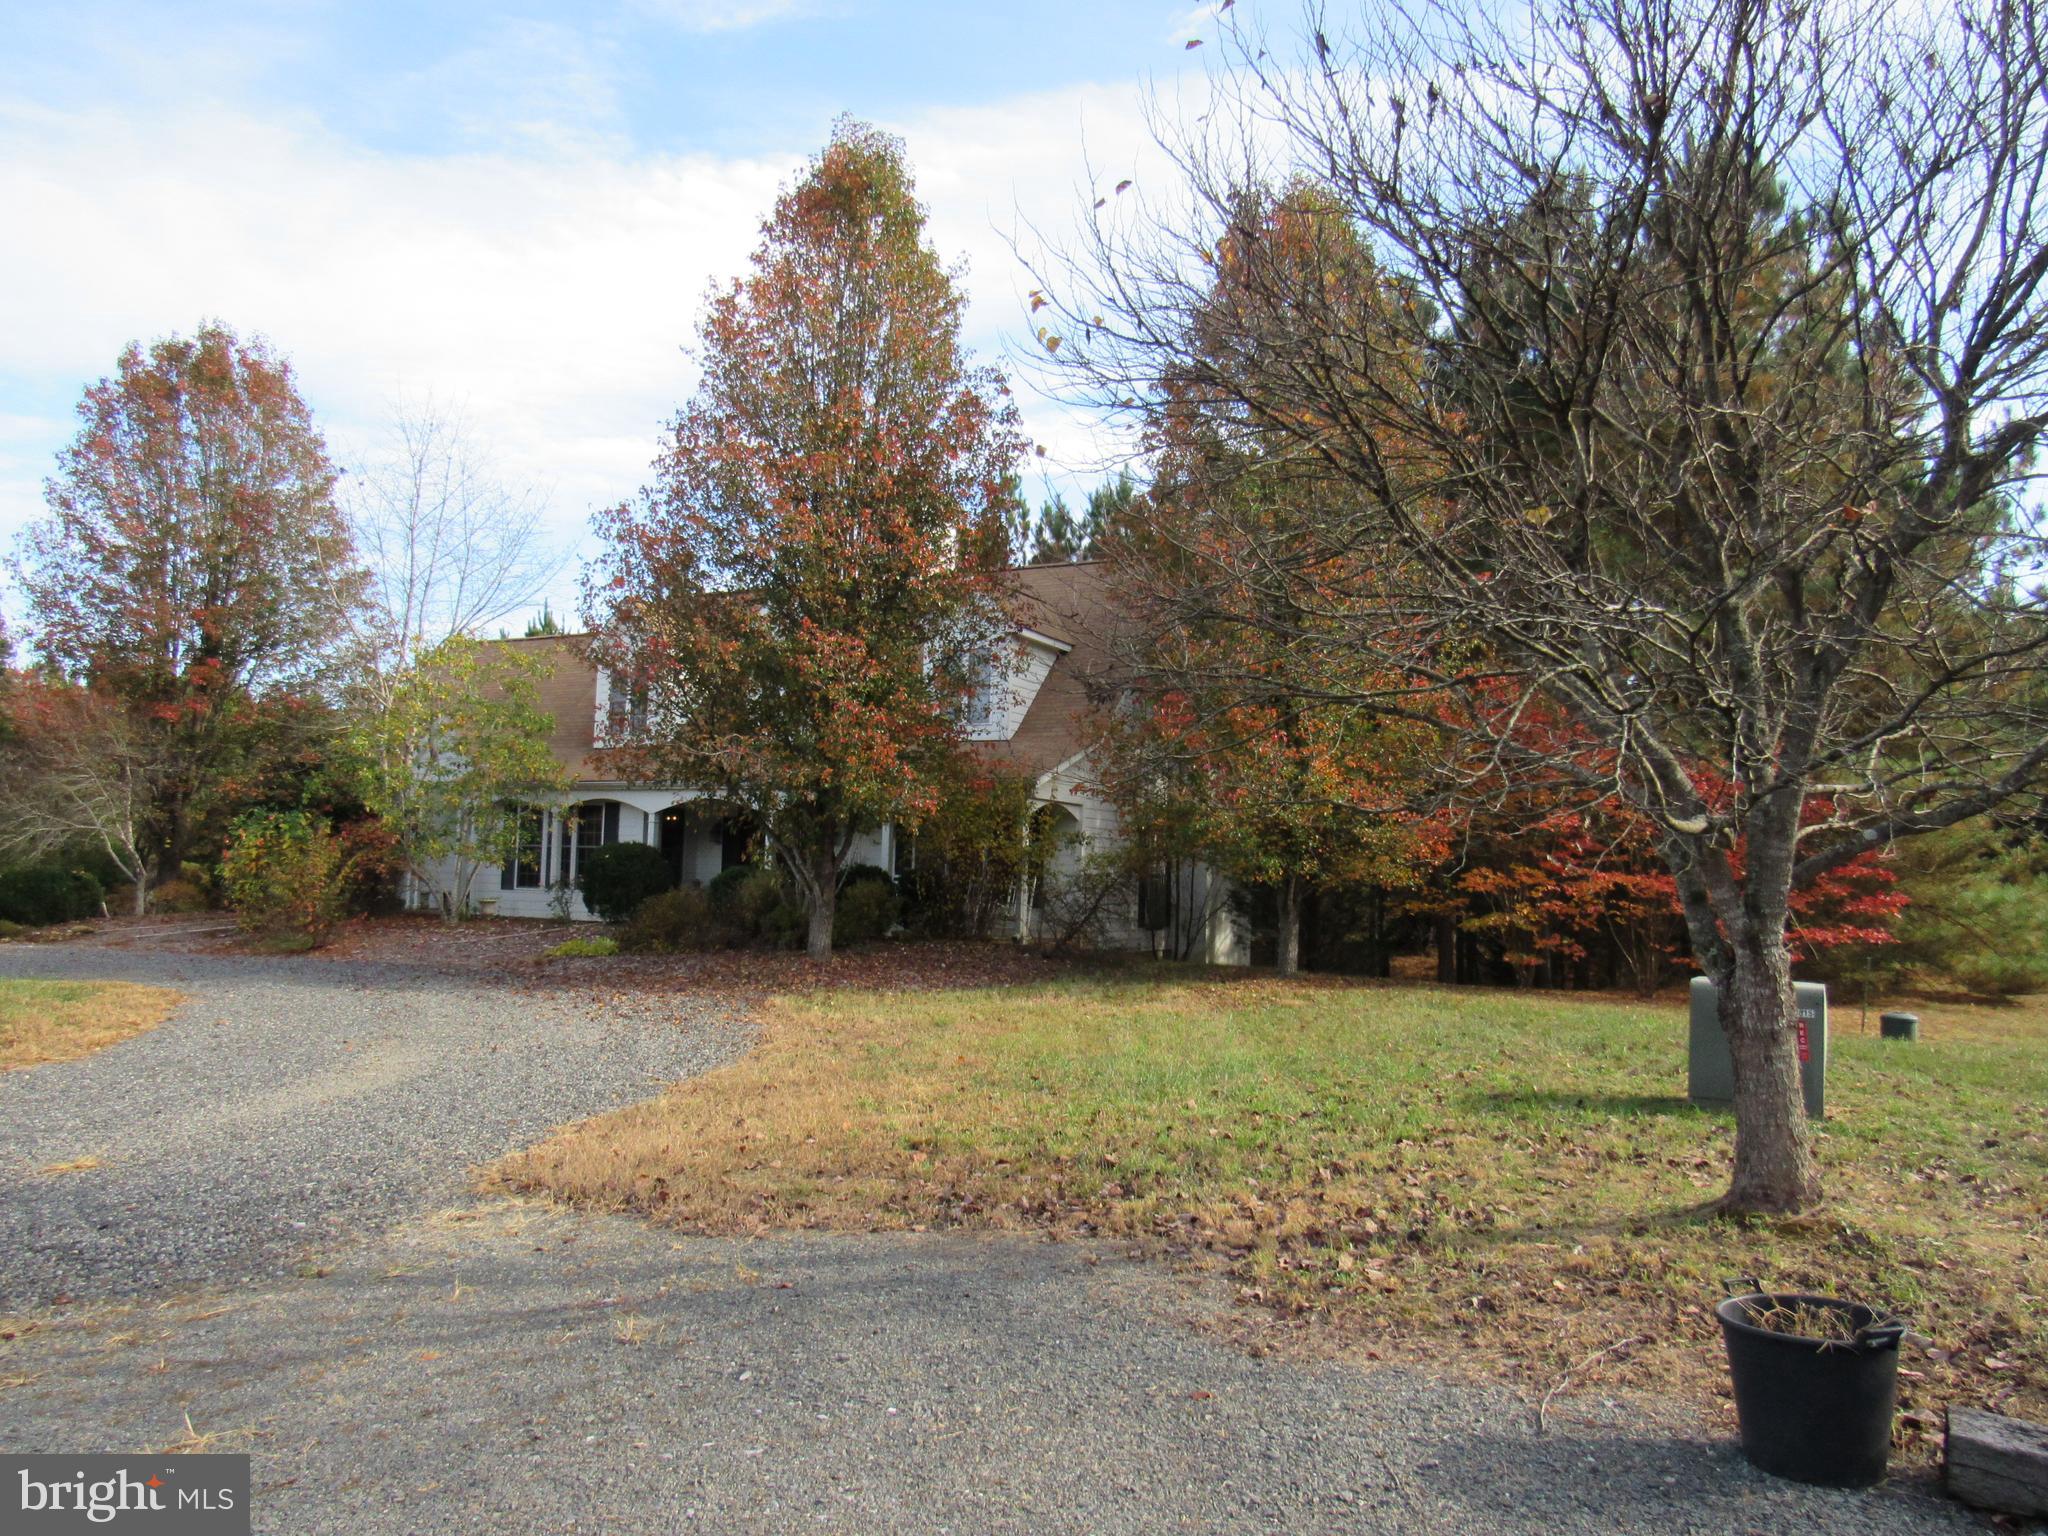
[1716,1292,1904,1488]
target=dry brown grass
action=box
[148,1409,268,1456]
[35,1155,104,1176]
[491,972,2048,1452]
[0,979,182,1071]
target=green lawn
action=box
[497,970,2048,1439]
[0,978,182,1071]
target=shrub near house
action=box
[221,810,349,948]
[577,841,671,925]
[0,860,105,928]
[611,865,896,954]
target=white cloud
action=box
[375,19,632,156]
[0,73,1181,621]
[0,97,793,600]
[888,80,1183,489]
[1166,3,1229,47]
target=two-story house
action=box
[422,560,1244,961]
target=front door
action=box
[658,807,689,888]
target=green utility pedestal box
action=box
[1688,977,1827,1118]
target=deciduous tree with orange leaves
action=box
[588,120,1024,959]
[8,323,363,890]
[1093,185,1443,974]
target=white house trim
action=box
[1014,626,1073,655]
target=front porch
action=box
[470,790,746,920]
[462,789,895,920]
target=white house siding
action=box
[1006,752,1129,952]
[1036,753,1120,846]
[847,825,890,871]
[422,786,691,920]
[966,637,1064,743]
[1003,750,1245,963]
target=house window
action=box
[1137,868,1173,932]
[963,655,1015,740]
[718,815,754,871]
[962,660,995,736]
[503,807,547,889]
[569,800,622,880]
[604,671,649,740]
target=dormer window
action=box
[599,667,650,742]
[962,658,1001,737]
[964,626,1072,742]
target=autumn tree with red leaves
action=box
[1430,793,1904,997]
[7,323,364,890]
[588,120,1023,959]
[1039,0,2048,1215]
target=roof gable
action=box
[494,561,1121,785]
[972,560,1117,777]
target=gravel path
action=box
[0,1208,1978,1535]
[0,940,747,1310]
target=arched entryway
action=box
[1025,802,1085,931]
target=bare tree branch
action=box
[1030,0,2048,1213]
[346,398,564,701]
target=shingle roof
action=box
[503,561,1122,786]
[975,560,1118,779]
[495,634,610,779]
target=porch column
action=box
[1014,808,1035,943]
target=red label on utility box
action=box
[1796,1019,1810,1063]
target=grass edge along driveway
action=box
[492,972,2048,1456]
[0,977,183,1072]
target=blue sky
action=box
[0,0,1240,628]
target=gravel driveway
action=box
[0,937,746,1310]
[0,938,1986,1534]
[1,1209,1978,1536]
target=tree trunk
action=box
[1436,914,1457,984]
[443,864,469,925]
[806,848,838,962]
[131,876,149,916]
[1665,815,1823,1215]
[1718,942,1821,1214]
[1275,872,1301,977]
